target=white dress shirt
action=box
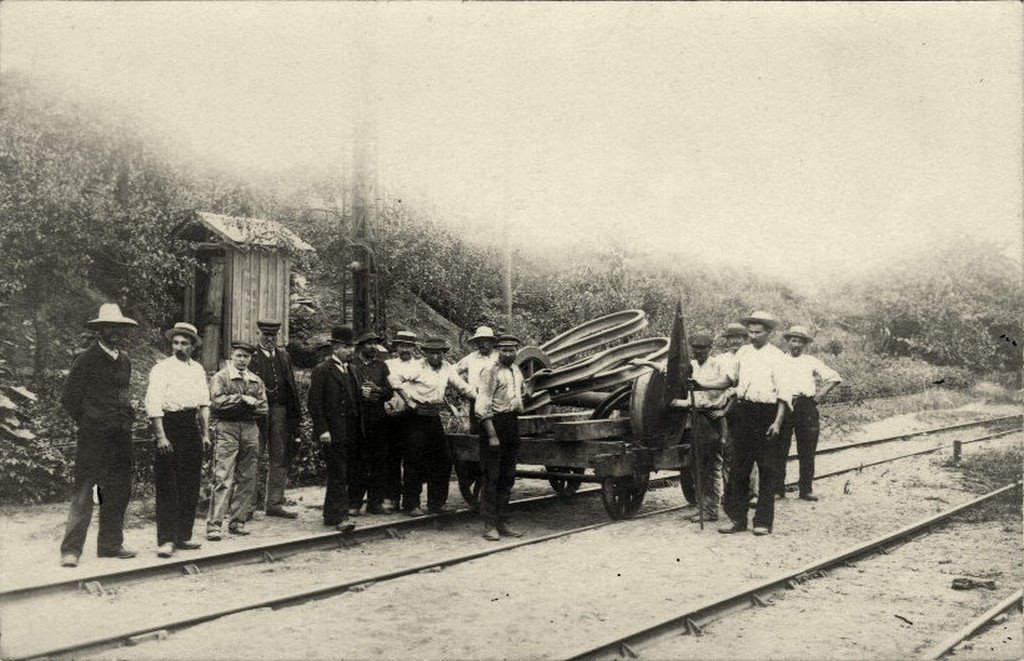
[475,363,525,420]
[145,356,211,418]
[731,343,791,406]
[456,351,498,393]
[398,361,473,405]
[691,356,730,409]
[386,356,425,387]
[784,354,842,398]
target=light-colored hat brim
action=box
[740,316,778,330]
[783,332,813,342]
[165,328,202,346]
[86,318,138,327]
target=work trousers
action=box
[346,420,372,510]
[455,409,483,506]
[360,418,392,510]
[60,423,134,556]
[322,433,352,525]
[381,415,407,507]
[723,400,783,530]
[261,404,294,510]
[207,419,259,529]
[478,412,520,528]
[402,414,450,512]
[777,396,820,497]
[722,408,759,501]
[154,410,203,546]
[680,412,723,519]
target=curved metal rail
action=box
[531,338,668,393]
[540,310,649,366]
[566,481,1024,661]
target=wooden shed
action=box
[173,211,314,371]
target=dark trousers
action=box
[680,412,724,518]
[402,414,450,512]
[454,408,483,505]
[723,400,783,530]
[261,404,294,510]
[61,423,134,556]
[382,415,407,506]
[154,410,203,546]
[478,412,520,528]
[777,396,820,497]
[346,423,371,510]
[322,431,353,525]
[362,418,390,509]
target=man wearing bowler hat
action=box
[384,330,423,512]
[476,335,528,540]
[206,341,268,540]
[454,325,499,508]
[776,325,842,501]
[393,337,475,516]
[349,330,394,515]
[695,310,790,536]
[308,326,361,531]
[59,303,139,567]
[248,319,302,519]
[145,322,211,558]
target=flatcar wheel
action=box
[600,473,650,519]
[546,465,585,498]
[679,466,697,505]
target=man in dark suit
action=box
[349,331,394,515]
[307,326,360,532]
[249,319,302,519]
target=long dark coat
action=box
[307,357,361,442]
[249,346,302,435]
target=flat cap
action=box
[231,341,257,354]
[688,331,713,348]
[257,319,282,332]
[723,322,747,338]
[421,337,451,352]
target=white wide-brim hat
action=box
[86,303,138,328]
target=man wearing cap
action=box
[206,341,268,540]
[695,311,789,536]
[776,326,842,501]
[383,330,422,512]
[248,320,302,519]
[349,330,394,515]
[476,335,528,540]
[59,304,139,567]
[393,337,475,517]
[719,321,758,505]
[680,331,728,523]
[453,325,498,508]
[145,322,211,558]
[308,326,360,531]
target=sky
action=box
[2,2,1021,289]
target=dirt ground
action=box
[1,427,1017,659]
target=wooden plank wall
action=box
[229,250,290,347]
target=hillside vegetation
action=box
[2,73,1020,504]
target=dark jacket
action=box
[308,358,362,442]
[349,356,393,427]
[249,345,302,434]
[62,344,133,428]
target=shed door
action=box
[230,251,290,346]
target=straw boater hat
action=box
[164,322,202,346]
[723,322,747,338]
[392,330,420,347]
[421,337,451,353]
[739,310,779,330]
[85,303,138,328]
[468,326,497,346]
[688,331,713,348]
[782,325,814,342]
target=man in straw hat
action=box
[248,319,303,520]
[694,310,790,536]
[308,326,361,532]
[476,335,528,541]
[719,321,758,506]
[206,341,268,540]
[144,322,211,558]
[349,330,394,515]
[453,325,499,508]
[393,337,475,517]
[776,325,842,502]
[383,330,423,512]
[59,303,139,567]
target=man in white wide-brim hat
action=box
[775,325,842,503]
[384,330,423,513]
[453,325,499,509]
[59,303,139,567]
[144,322,211,558]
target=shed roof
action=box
[181,211,314,252]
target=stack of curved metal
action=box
[516,310,669,414]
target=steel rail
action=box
[565,481,1024,661]
[531,338,669,393]
[540,310,649,365]
[920,588,1024,660]
[7,501,692,661]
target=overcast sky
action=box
[2,2,1021,288]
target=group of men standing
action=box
[687,310,842,536]
[58,305,527,566]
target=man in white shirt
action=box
[719,322,758,505]
[394,338,474,516]
[383,330,422,512]
[776,326,842,502]
[454,325,498,508]
[145,322,211,558]
[695,311,789,536]
[681,332,728,523]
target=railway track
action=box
[566,480,1024,661]
[2,416,1017,659]
[921,588,1024,660]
